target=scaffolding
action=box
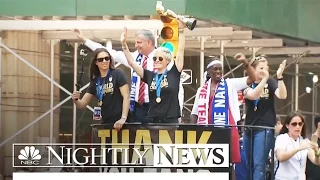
[0,18,319,161]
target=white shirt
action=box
[84,39,184,113]
[274,133,309,180]
[191,77,248,122]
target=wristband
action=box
[277,78,283,81]
[315,151,320,157]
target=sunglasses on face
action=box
[290,122,304,127]
[153,56,164,62]
[96,56,110,62]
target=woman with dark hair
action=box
[72,48,130,130]
[274,112,320,180]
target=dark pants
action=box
[128,102,150,123]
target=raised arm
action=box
[175,28,185,72]
[120,28,144,78]
[275,60,287,99]
[73,29,130,67]
[234,53,256,85]
[243,68,269,100]
[73,29,105,51]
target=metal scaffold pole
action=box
[295,62,299,111]
[72,43,78,166]
[50,40,55,144]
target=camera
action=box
[80,49,88,57]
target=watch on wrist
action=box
[277,77,283,81]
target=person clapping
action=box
[274,112,320,180]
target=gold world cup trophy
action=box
[156,1,197,30]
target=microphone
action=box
[75,49,88,100]
[80,49,88,57]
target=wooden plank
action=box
[0,20,164,30]
[185,39,283,48]
[185,47,320,56]
[212,31,252,40]
[184,27,233,36]
[41,27,240,40]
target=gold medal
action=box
[254,107,257,111]
[98,101,103,106]
[156,97,161,103]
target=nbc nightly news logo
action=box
[13,144,229,168]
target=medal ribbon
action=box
[155,70,168,101]
[96,70,112,105]
[251,83,260,110]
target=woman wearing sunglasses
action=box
[274,112,320,180]
[120,27,185,123]
[72,48,130,130]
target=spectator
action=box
[275,115,283,136]
[306,115,320,180]
[274,112,320,180]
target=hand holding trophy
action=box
[156,1,197,30]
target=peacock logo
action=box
[18,146,42,165]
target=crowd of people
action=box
[70,20,320,179]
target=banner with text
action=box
[92,124,231,174]
[12,124,231,178]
